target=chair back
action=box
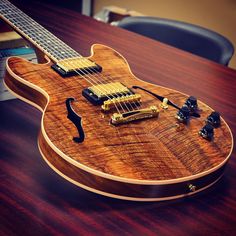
[117,17,234,65]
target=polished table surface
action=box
[1,1,236,235]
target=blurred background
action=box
[93,0,236,69]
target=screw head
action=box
[189,184,197,192]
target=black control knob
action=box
[185,96,198,112]
[176,106,190,123]
[206,111,221,128]
[199,124,214,140]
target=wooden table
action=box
[1,1,236,235]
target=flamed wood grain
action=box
[38,129,226,199]
[4,44,232,190]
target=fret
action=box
[3,13,21,20]
[1,0,11,3]
[0,0,81,61]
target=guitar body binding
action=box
[3,44,233,201]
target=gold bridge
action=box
[111,106,159,125]
[102,94,141,111]
[84,82,159,124]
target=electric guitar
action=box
[0,0,233,201]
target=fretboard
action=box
[0,0,81,62]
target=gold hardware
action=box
[111,106,159,125]
[102,94,142,111]
[188,184,197,192]
[57,57,97,72]
[90,82,130,98]
[160,97,168,109]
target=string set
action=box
[61,58,140,114]
[0,0,142,114]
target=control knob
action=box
[206,111,221,128]
[199,124,214,140]
[185,96,198,112]
[176,106,190,123]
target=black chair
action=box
[117,17,234,66]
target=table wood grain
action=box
[1,1,236,235]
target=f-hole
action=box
[65,98,85,143]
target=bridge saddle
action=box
[102,94,141,111]
[111,106,159,125]
[82,82,141,110]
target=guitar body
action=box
[4,44,233,201]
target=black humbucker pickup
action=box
[82,88,107,105]
[51,63,102,77]
[82,87,136,106]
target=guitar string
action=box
[60,58,140,112]
[2,2,142,113]
[50,52,141,112]
[41,31,142,111]
[55,54,133,113]
[1,2,136,112]
[59,57,142,111]
[3,0,183,164]
[0,3,126,114]
[0,0,140,110]
[84,65,142,110]
[59,60,126,113]
[2,1,155,149]
[56,42,142,110]
[57,60,127,113]
[11,19,138,113]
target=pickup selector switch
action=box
[199,124,214,140]
[206,111,221,128]
[185,96,198,112]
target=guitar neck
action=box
[0,0,80,62]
